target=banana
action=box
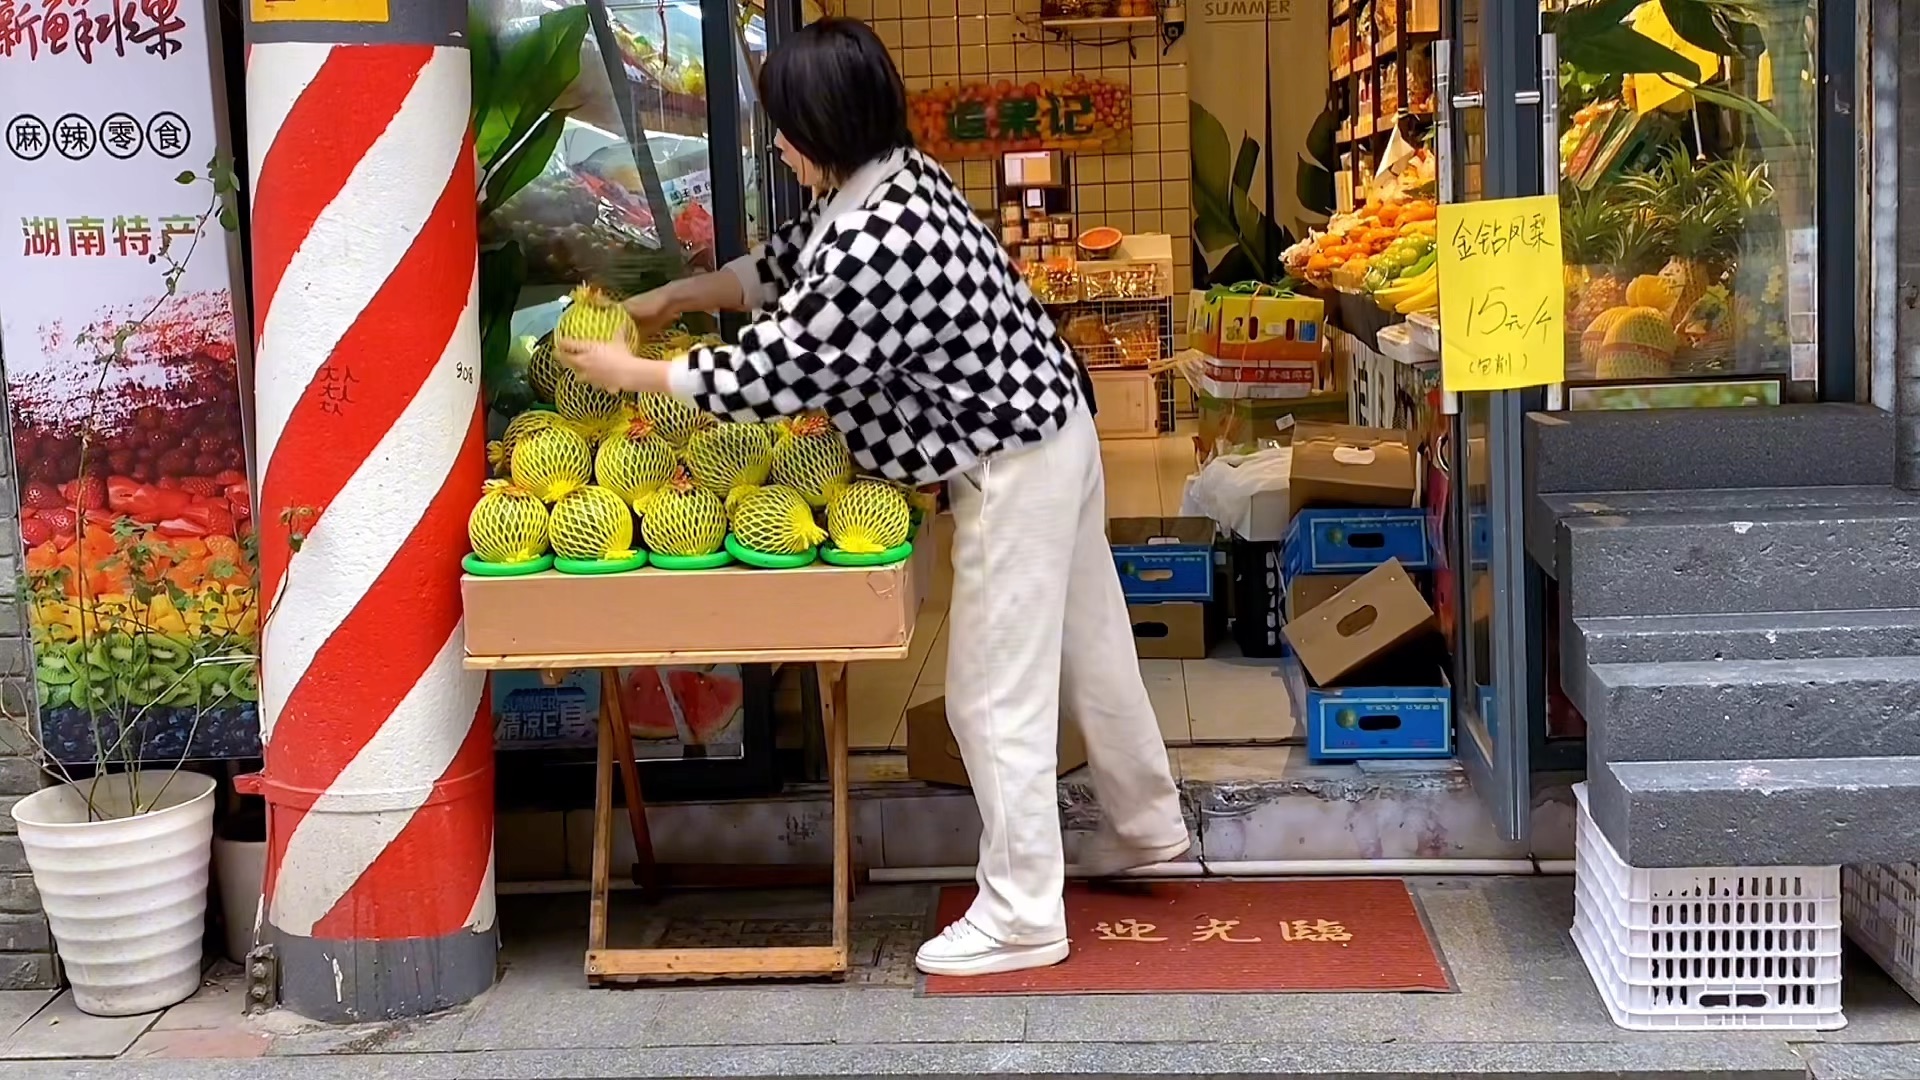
[1374,271,1436,307]
[1394,282,1440,315]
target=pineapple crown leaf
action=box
[625,414,657,441]
[569,283,617,308]
[790,413,831,438]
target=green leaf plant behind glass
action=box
[1191,102,1310,287]
[470,5,591,415]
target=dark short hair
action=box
[759,18,914,182]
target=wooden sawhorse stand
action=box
[471,647,903,985]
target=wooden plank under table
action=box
[464,646,899,985]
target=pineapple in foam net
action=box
[594,413,678,514]
[509,424,593,504]
[730,485,827,555]
[769,412,852,508]
[643,465,728,557]
[547,485,637,562]
[827,477,913,554]
[552,286,637,442]
[467,480,551,564]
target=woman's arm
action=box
[624,202,827,330]
[561,216,882,412]
[668,235,884,422]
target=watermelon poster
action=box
[492,666,746,759]
[0,0,256,763]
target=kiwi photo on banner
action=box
[0,7,256,765]
[1188,0,1334,285]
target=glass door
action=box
[1436,0,1538,842]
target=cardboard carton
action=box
[1281,559,1437,687]
[1284,573,1363,622]
[907,696,1089,787]
[1287,421,1418,516]
[461,539,931,659]
[1128,602,1213,659]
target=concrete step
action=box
[1555,504,1920,619]
[1580,656,1920,764]
[1560,608,1920,708]
[1586,755,1920,867]
[1525,402,1894,496]
[1528,485,1920,578]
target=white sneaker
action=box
[914,917,1069,977]
[1074,830,1192,878]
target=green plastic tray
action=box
[553,551,648,575]
[820,540,913,567]
[725,534,818,569]
[462,552,555,577]
[649,549,735,571]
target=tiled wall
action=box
[846,0,1195,304]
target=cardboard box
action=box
[1282,659,1453,761]
[1284,573,1363,622]
[1196,389,1349,457]
[1281,559,1436,687]
[1287,421,1419,517]
[1128,602,1212,659]
[461,540,930,658]
[1189,290,1327,364]
[906,696,1089,787]
[1228,537,1286,659]
[1110,517,1216,602]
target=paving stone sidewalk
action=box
[2,878,1917,1079]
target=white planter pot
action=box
[13,771,217,1017]
[211,837,265,965]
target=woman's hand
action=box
[554,335,675,396]
[622,287,681,339]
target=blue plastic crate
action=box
[1111,518,1215,603]
[1283,659,1453,762]
[1283,508,1431,576]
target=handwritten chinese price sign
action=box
[1435,194,1566,392]
[908,75,1131,159]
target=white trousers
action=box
[945,404,1188,945]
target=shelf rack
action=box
[1328,0,1440,208]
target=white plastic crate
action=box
[1843,862,1920,1003]
[1570,783,1846,1031]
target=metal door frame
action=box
[1438,0,1543,843]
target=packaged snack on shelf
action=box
[1107,310,1163,366]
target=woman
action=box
[556,17,1189,978]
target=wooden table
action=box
[464,621,919,984]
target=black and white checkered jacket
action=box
[667,149,1085,485]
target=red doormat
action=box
[923,878,1455,995]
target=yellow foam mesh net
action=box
[686,422,773,501]
[509,425,593,504]
[547,485,635,560]
[769,413,853,507]
[827,479,911,553]
[555,369,631,443]
[467,480,552,563]
[634,392,712,447]
[642,473,727,556]
[730,485,826,554]
[527,335,561,402]
[593,419,677,508]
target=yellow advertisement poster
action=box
[1436,195,1567,392]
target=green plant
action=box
[1190,102,1292,286]
[470,6,592,412]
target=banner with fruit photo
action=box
[0,8,255,764]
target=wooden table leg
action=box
[586,688,614,984]
[602,668,659,897]
[820,660,851,967]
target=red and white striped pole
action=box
[242,0,494,1021]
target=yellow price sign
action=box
[251,0,390,23]
[1435,194,1567,393]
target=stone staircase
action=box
[1526,404,1920,867]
